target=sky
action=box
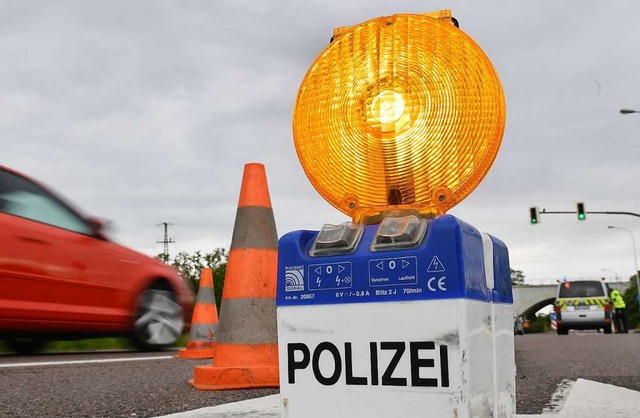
[2,1,640,284]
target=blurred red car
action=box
[0,165,194,353]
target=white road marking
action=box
[0,355,173,368]
[154,379,640,418]
[542,379,575,414]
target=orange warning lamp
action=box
[293,11,506,224]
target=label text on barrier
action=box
[287,341,449,388]
[284,265,305,292]
[427,256,446,272]
[308,262,353,290]
[369,256,418,287]
[427,276,447,292]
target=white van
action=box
[554,280,612,335]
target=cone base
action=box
[176,347,215,359]
[190,364,279,390]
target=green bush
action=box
[623,278,639,330]
[0,333,190,354]
[158,249,228,311]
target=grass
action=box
[0,333,190,354]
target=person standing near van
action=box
[610,289,628,333]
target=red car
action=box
[0,165,194,353]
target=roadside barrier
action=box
[277,218,516,417]
[177,268,218,359]
[191,163,279,390]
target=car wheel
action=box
[6,337,46,354]
[603,323,612,334]
[557,327,569,335]
[132,286,184,351]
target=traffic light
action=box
[529,207,539,224]
[577,202,586,221]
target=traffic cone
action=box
[177,268,218,359]
[191,163,279,390]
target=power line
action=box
[157,222,175,263]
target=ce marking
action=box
[427,276,447,292]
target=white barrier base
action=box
[277,299,515,418]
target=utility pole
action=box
[157,222,175,263]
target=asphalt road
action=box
[515,331,640,414]
[0,350,277,417]
[0,332,638,417]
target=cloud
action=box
[2,0,640,284]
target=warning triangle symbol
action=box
[427,256,445,272]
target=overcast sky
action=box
[3,1,640,283]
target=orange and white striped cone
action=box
[177,268,218,359]
[191,163,279,390]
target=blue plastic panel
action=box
[277,215,512,307]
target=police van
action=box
[554,280,612,335]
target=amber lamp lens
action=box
[293,13,506,223]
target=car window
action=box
[0,169,93,235]
[558,281,605,298]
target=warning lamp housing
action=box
[293,11,506,224]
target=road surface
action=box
[0,332,638,417]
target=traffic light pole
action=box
[539,210,640,218]
[537,209,640,305]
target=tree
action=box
[156,252,170,263]
[510,269,525,285]
[156,248,228,310]
[622,274,639,330]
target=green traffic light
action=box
[529,207,540,225]
[577,202,586,220]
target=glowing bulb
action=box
[371,90,405,124]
